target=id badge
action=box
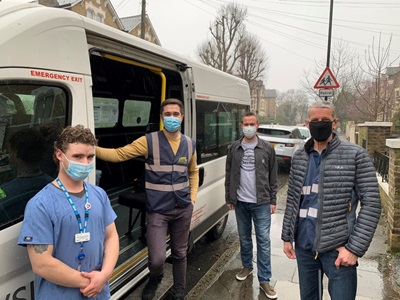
[75,232,90,243]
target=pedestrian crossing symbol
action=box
[314,67,340,89]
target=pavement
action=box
[186,182,400,300]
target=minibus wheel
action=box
[206,214,228,241]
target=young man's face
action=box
[241,115,259,129]
[161,104,183,121]
[56,143,95,169]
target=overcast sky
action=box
[5,0,399,92]
[109,0,400,93]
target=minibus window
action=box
[122,100,151,127]
[0,84,67,228]
[93,97,119,128]
[196,100,247,164]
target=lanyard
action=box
[55,177,90,271]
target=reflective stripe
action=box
[311,183,318,193]
[301,186,311,195]
[301,185,319,195]
[299,209,308,218]
[145,181,189,191]
[151,132,160,165]
[299,207,318,218]
[145,163,187,172]
[308,207,318,218]
[185,135,193,162]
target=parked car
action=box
[297,126,311,142]
[257,124,305,168]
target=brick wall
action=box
[385,139,400,251]
[380,185,390,212]
[368,126,391,155]
[358,122,392,157]
[357,126,367,149]
[358,122,400,251]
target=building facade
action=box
[250,80,276,121]
[38,0,160,45]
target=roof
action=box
[265,89,277,98]
[120,14,161,45]
[120,15,141,31]
[386,66,400,76]
[57,0,76,6]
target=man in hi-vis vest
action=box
[96,98,198,300]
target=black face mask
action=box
[309,121,334,142]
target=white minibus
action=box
[0,2,250,299]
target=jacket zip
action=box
[314,149,327,258]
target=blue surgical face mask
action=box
[163,117,181,132]
[63,154,94,181]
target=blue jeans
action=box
[295,246,357,300]
[235,201,271,284]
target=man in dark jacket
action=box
[281,101,381,300]
[225,112,278,299]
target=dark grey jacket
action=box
[225,136,278,205]
[281,133,381,257]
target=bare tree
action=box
[236,33,268,95]
[197,3,247,73]
[350,34,399,121]
[328,41,366,124]
[197,2,268,92]
[276,89,310,125]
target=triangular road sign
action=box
[314,67,340,89]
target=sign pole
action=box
[325,0,334,100]
[314,1,339,98]
[140,0,146,40]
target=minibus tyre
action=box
[206,214,228,241]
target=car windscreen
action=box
[257,128,292,137]
[298,128,310,138]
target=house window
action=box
[96,14,104,23]
[86,9,94,19]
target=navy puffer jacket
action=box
[281,133,381,257]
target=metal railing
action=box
[374,151,389,183]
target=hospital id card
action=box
[75,232,90,243]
